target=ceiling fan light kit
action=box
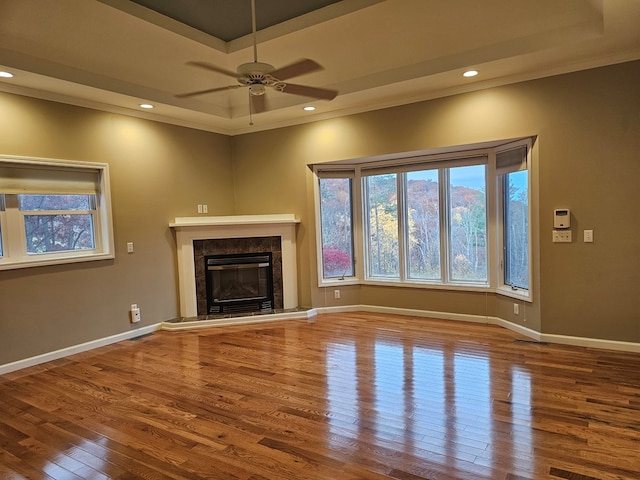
[249,84,266,96]
[176,0,338,123]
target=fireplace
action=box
[170,214,299,319]
[206,252,273,314]
[194,236,282,316]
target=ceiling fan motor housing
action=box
[237,62,277,90]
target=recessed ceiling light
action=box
[463,70,479,78]
[0,71,14,78]
[303,106,316,111]
[139,103,154,109]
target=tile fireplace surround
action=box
[170,214,300,319]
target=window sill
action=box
[319,278,360,287]
[497,286,532,303]
[0,251,114,271]
[362,279,491,293]
[320,278,533,301]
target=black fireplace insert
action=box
[205,252,273,314]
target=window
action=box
[365,173,398,278]
[406,169,440,280]
[497,143,530,293]
[20,194,96,254]
[313,137,533,301]
[0,156,114,270]
[361,156,488,286]
[318,173,355,279]
[448,165,487,282]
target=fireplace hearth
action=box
[206,252,273,314]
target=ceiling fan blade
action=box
[270,58,323,81]
[186,61,239,79]
[176,85,242,98]
[279,83,338,100]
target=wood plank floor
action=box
[1,312,639,479]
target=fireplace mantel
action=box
[170,214,300,228]
[170,214,300,318]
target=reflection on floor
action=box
[1,312,639,479]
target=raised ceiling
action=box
[1,0,639,136]
[129,0,343,42]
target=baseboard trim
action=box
[3,305,638,375]
[314,305,640,353]
[160,309,318,331]
[0,324,160,375]
[538,332,640,353]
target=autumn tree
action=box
[19,194,94,254]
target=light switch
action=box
[584,230,594,243]
[552,230,572,243]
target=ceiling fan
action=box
[176,0,338,122]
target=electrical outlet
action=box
[584,229,593,243]
[334,289,341,299]
[202,204,208,213]
[513,303,519,315]
[130,304,141,323]
[197,204,203,214]
[127,242,134,253]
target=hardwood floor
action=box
[1,312,639,479]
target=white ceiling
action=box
[1,0,639,136]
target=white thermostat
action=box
[553,209,570,229]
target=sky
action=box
[407,165,527,193]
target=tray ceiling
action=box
[0,0,639,135]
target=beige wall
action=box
[1,60,639,366]
[0,94,234,365]
[232,60,640,343]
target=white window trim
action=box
[312,137,534,302]
[313,166,360,287]
[496,138,533,302]
[0,155,115,270]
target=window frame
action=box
[312,137,534,302]
[496,139,532,300]
[314,167,360,286]
[319,173,356,280]
[0,155,115,270]
[361,154,489,288]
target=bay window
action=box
[314,137,533,301]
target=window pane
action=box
[24,214,95,254]
[406,170,441,279]
[366,174,399,278]
[319,178,354,279]
[449,165,487,282]
[19,194,93,211]
[504,170,529,289]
